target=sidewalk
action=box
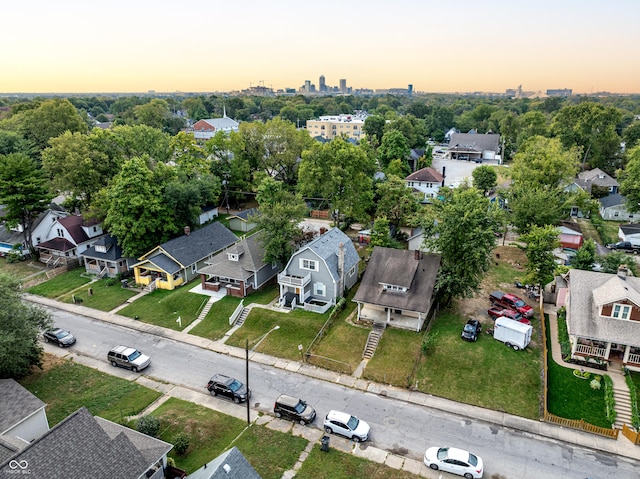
[26,293,640,465]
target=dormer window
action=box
[611,303,631,320]
[381,283,408,293]
[96,245,107,253]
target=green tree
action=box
[572,239,596,271]
[600,251,636,275]
[18,98,88,151]
[133,99,172,131]
[0,153,54,254]
[298,137,375,227]
[508,186,565,234]
[519,225,560,287]
[378,129,410,168]
[169,131,208,180]
[103,157,178,257]
[0,272,52,379]
[623,122,640,149]
[416,186,499,302]
[618,145,640,213]
[471,165,498,194]
[253,177,307,265]
[375,175,420,230]
[369,217,394,249]
[363,115,386,147]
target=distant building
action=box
[306,112,368,141]
[319,75,326,92]
[546,88,572,97]
[339,78,347,93]
[191,109,239,140]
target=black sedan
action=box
[43,328,76,347]
[461,319,481,342]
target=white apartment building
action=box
[306,113,368,141]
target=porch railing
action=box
[575,343,607,358]
[277,272,311,287]
[628,353,640,365]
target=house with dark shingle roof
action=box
[353,247,440,332]
[0,379,48,446]
[447,132,500,161]
[598,193,640,222]
[197,231,278,298]
[566,268,640,371]
[227,208,259,233]
[404,167,444,202]
[132,222,237,290]
[278,227,359,313]
[80,234,133,278]
[0,407,173,479]
[187,446,261,479]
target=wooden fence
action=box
[622,424,640,445]
[544,411,619,439]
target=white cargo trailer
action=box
[493,317,532,351]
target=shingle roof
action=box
[353,247,441,314]
[297,228,359,281]
[81,234,125,261]
[57,215,99,244]
[0,379,45,434]
[228,208,259,222]
[620,224,640,236]
[199,232,268,281]
[0,407,171,479]
[187,446,261,479]
[35,237,76,252]
[568,269,640,344]
[405,167,444,183]
[448,132,500,153]
[599,193,626,208]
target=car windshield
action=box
[127,350,141,361]
[55,330,70,339]
[437,447,449,460]
[294,400,307,413]
[514,299,525,308]
[464,324,475,332]
[228,379,242,392]
[347,415,359,430]
[467,453,478,466]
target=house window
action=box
[314,282,326,296]
[191,264,197,274]
[348,266,356,277]
[611,304,631,320]
[381,283,408,293]
[614,212,619,217]
[300,258,318,271]
[57,228,64,237]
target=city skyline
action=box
[2,0,639,95]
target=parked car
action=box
[424,446,484,479]
[461,319,482,342]
[487,306,531,325]
[489,291,534,318]
[273,394,316,425]
[107,345,150,372]
[323,410,370,442]
[206,374,250,403]
[42,328,76,347]
[605,241,640,254]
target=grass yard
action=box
[545,316,610,428]
[363,328,423,388]
[19,356,161,425]
[27,268,93,298]
[414,310,543,419]
[117,286,210,330]
[225,307,327,361]
[308,318,369,375]
[58,278,138,311]
[0,257,48,281]
[190,296,243,340]
[150,398,307,478]
[295,444,422,479]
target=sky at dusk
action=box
[2,0,639,95]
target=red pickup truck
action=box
[487,306,532,325]
[489,291,534,318]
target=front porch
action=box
[356,304,424,332]
[84,259,128,278]
[572,337,640,370]
[134,268,184,290]
[200,274,253,298]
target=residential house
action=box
[573,168,619,195]
[599,194,640,222]
[408,148,425,172]
[447,131,501,161]
[404,167,444,202]
[35,214,105,268]
[278,227,359,313]
[80,234,133,278]
[565,267,640,371]
[0,206,68,258]
[191,112,239,140]
[132,222,237,291]
[198,231,279,298]
[227,208,259,233]
[199,205,219,225]
[618,223,640,244]
[0,379,49,446]
[558,222,584,250]
[352,247,441,332]
[187,447,261,479]
[0,407,173,479]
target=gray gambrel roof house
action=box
[187,446,261,479]
[0,407,173,479]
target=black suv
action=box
[461,318,482,342]
[206,374,250,403]
[273,394,317,425]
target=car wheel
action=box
[464,474,474,479]
[275,412,281,418]
[512,344,520,351]
[352,436,360,443]
[505,342,511,348]
[429,464,439,471]
[209,389,217,397]
[299,419,306,426]
[58,342,65,348]
[132,366,138,373]
[44,336,50,343]
[233,396,240,404]
[324,426,333,434]
[110,360,117,367]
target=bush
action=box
[172,433,190,455]
[137,415,160,437]
[421,331,439,354]
[603,375,617,425]
[590,378,601,390]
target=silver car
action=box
[107,345,150,372]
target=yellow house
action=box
[132,222,237,291]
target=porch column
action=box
[570,336,578,357]
[386,309,391,324]
[604,342,612,360]
[623,344,631,363]
[357,303,361,321]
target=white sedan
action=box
[424,446,483,479]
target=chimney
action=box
[618,265,629,280]
[441,166,446,187]
[414,249,421,260]
[184,226,191,236]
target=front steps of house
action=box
[614,384,633,429]
[363,322,385,359]
[235,307,250,327]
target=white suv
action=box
[323,410,370,442]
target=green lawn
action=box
[19,359,161,425]
[413,310,543,419]
[27,268,93,298]
[117,286,209,330]
[0,257,48,281]
[151,398,307,478]
[58,278,139,311]
[190,296,243,340]
[363,328,423,388]
[295,444,422,479]
[308,318,369,374]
